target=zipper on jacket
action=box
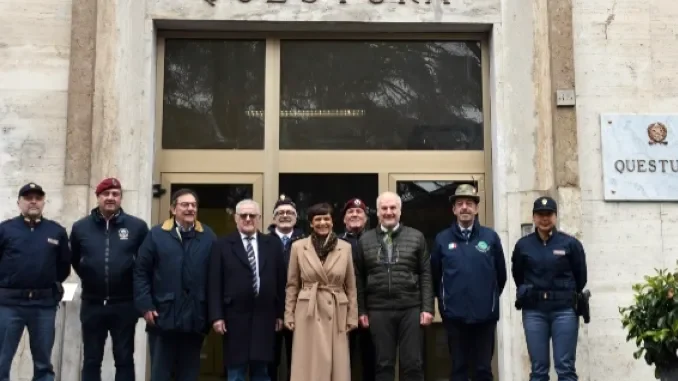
[104,220,110,303]
[388,266,392,296]
[441,277,446,311]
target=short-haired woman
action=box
[284,202,358,381]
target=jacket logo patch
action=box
[118,228,129,240]
[553,249,566,256]
[47,238,59,245]
[448,243,457,250]
[475,241,489,253]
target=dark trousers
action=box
[148,331,204,381]
[522,308,579,381]
[369,307,423,381]
[0,305,57,381]
[443,319,496,381]
[269,329,293,381]
[228,361,269,381]
[80,300,138,381]
[349,327,376,381]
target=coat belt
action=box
[302,282,347,333]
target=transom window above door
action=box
[159,37,485,152]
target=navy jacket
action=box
[0,216,71,306]
[511,228,587,311]
[133,219,216,335]
[70,208,149,302]
[340,229,364,263]
[266,224,305,269]
[431,219,507,323]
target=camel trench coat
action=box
[284,237,359,381]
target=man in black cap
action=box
[511,196,588,381]
[339,198,375,381]
[0,183,72,381]
[267,195,304,381]
[70,177,149,381]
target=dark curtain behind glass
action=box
[162,39,266,149]
[280,40,483,150]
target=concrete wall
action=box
[0,1,78,379]
[573,0,678,379]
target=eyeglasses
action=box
[275,210,297,217]
[238,213,260,220]
[177,202,197,208]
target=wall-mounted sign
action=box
[601,114,678,201]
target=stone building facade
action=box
[1,0,677,380]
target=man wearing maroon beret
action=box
[339,198,376,381]
[70,177,149,381]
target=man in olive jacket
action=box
[354,191,434,381]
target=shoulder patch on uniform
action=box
[448,242,457,250]
[475,240,489,253]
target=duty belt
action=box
[0,288,53,300]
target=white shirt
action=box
[240,232,260,292]
[275,229,292,242]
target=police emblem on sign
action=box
[647,122,668,145]
[118,228,129,240]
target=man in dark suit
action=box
[208,199,286,381]
[266,195,305,381]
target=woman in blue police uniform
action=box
[511,196,588,381]
[0,183,72,381]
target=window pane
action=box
[169,183,253,237]
[278,173,379,236]
[162,39,265,149]
[397,180,478,249]
[280,40,483,150]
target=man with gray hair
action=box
[208,199,286,381]
[354,191,434,381]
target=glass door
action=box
[158,172,263,380]
[388,173,493,381]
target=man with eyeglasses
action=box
[431,184,507,381]
[266,195,305,381]
[134,188,216,381]
[354,191,434,381]
[339,198,375,381]
[208,199,286,381]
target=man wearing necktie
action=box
[208,199,286,381]
[430,184,507,381]
[266,195,305,381]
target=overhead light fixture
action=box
[245,109,366,118]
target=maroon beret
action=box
[95,178,122,196]
[342,198,367,215]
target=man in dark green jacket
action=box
[354,191,434,381]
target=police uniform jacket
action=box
[0,216,71,306]
[70,207,149,303]
[133,219,216,335]
[511,228,587,312]
[431,218,507,324]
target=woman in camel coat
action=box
[284,202,358,381]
